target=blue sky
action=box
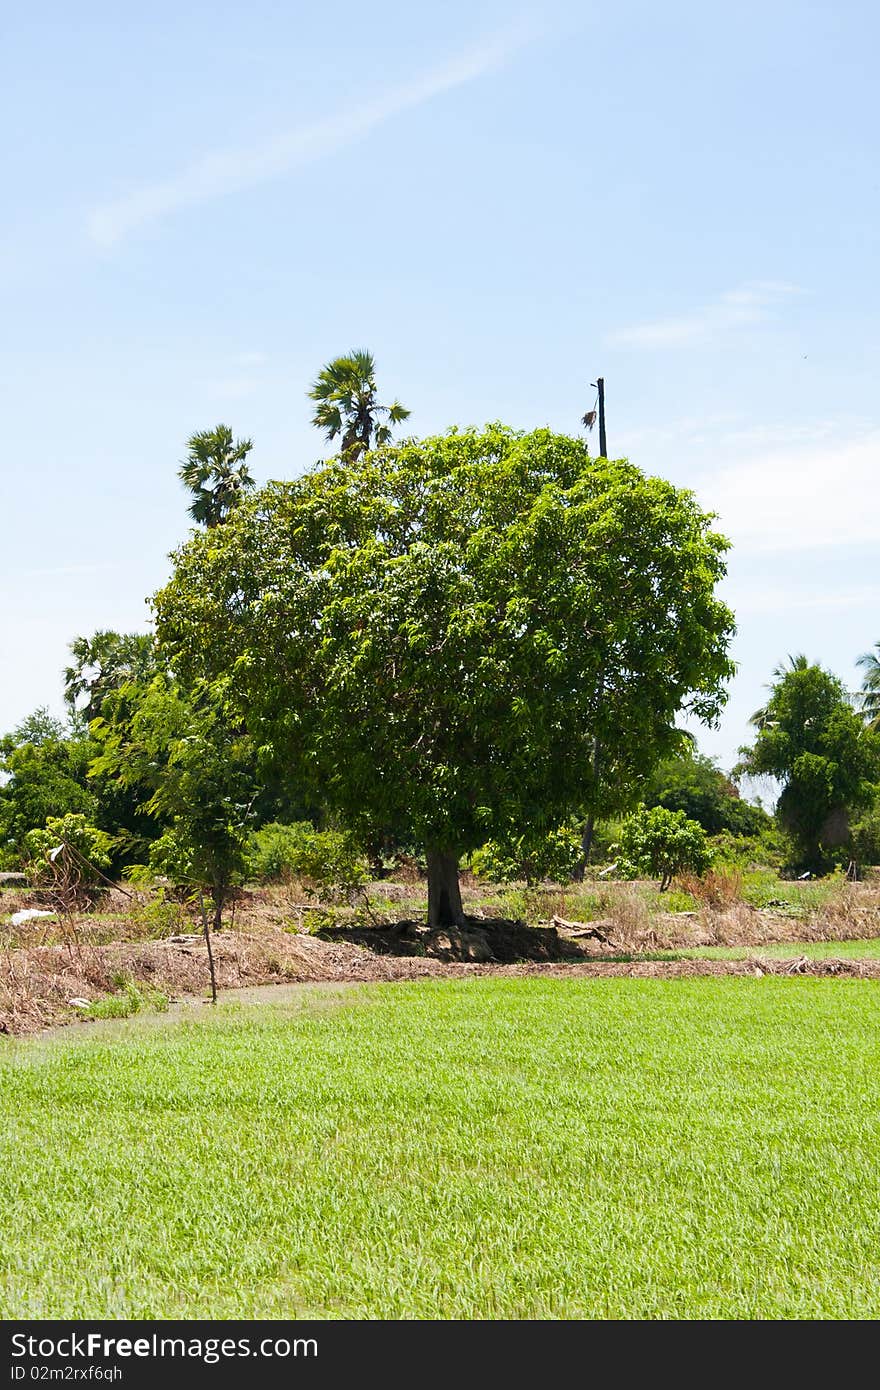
[2,0,878,775]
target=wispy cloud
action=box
[608,280,802,349]
[14,562,118,579]
[88,21,537,248]
[698,429,880,551]
[730,584,880,614]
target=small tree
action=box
[90,677,254,930]
[23,814,114,908]
[616,805,712,890]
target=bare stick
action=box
[198,893,219,1005]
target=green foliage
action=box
[707,825,786,870]
[91,677,255,926]
[643,748,770,836]
[857,642,880,731]
[76,979,169,1020]
[23,814,114,885]
[470,823,582,885]
[145,830,198,888]
[0,711,96,857]
[178,425,255,528]
[738,655,880,870]
[126,886,185,937]
[851,803,880,865]
[155,426,734,895]
[247,822,368,898]
[615,804,712,890]
[64,631,160,724]
[308,349,410,458]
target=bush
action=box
[144,830,196,888]
[470,824,582,885]
[247,822,368,900]
[677,868,744,908]
[614,804,712,890]
[851,807,880,866]
[707,825,786,870]
[23,814,114,889]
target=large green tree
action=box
[179,425,255,528]
[153,425,735,926]
[308,350,410,459]
[738,655,880,869]
[642,745,770,836]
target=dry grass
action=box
[676,868,744,908]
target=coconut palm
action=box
[857,642,880,729]
[179,425,255,528]
[308,350,410,458]
[749,653,810,729]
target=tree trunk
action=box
[572,812,596,882]
[198,894,219,1005]
[426,848,466,928]
[212,879,225,932]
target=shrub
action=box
[707,825,786,870]
[23,814,114,892]
[145,829,196,888]
[247,822,368,900]
[851,806,880,866]
[470,824,582,885]
[614,804,712,890]
[677,868,744,908]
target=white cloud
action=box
[730,584,880,614]
[698,430,880,551]
[608,280,802,349]
[88,21,537,247]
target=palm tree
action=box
[749,653,810,729]
[64,631,159,723]
[179,425,255,527]
[308,350,410,458]
[857,642,880,729]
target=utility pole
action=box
[587,378,607,457]
[597,377,607,458]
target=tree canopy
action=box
[154,426,735,924]
[642,746,770,836]
[738,655,880,869]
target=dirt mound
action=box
[3,926,880,1038]
[317,917,585,963]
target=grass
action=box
[79,979,170,1020]
[2,976,880,1319]
[622,938,880,962]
